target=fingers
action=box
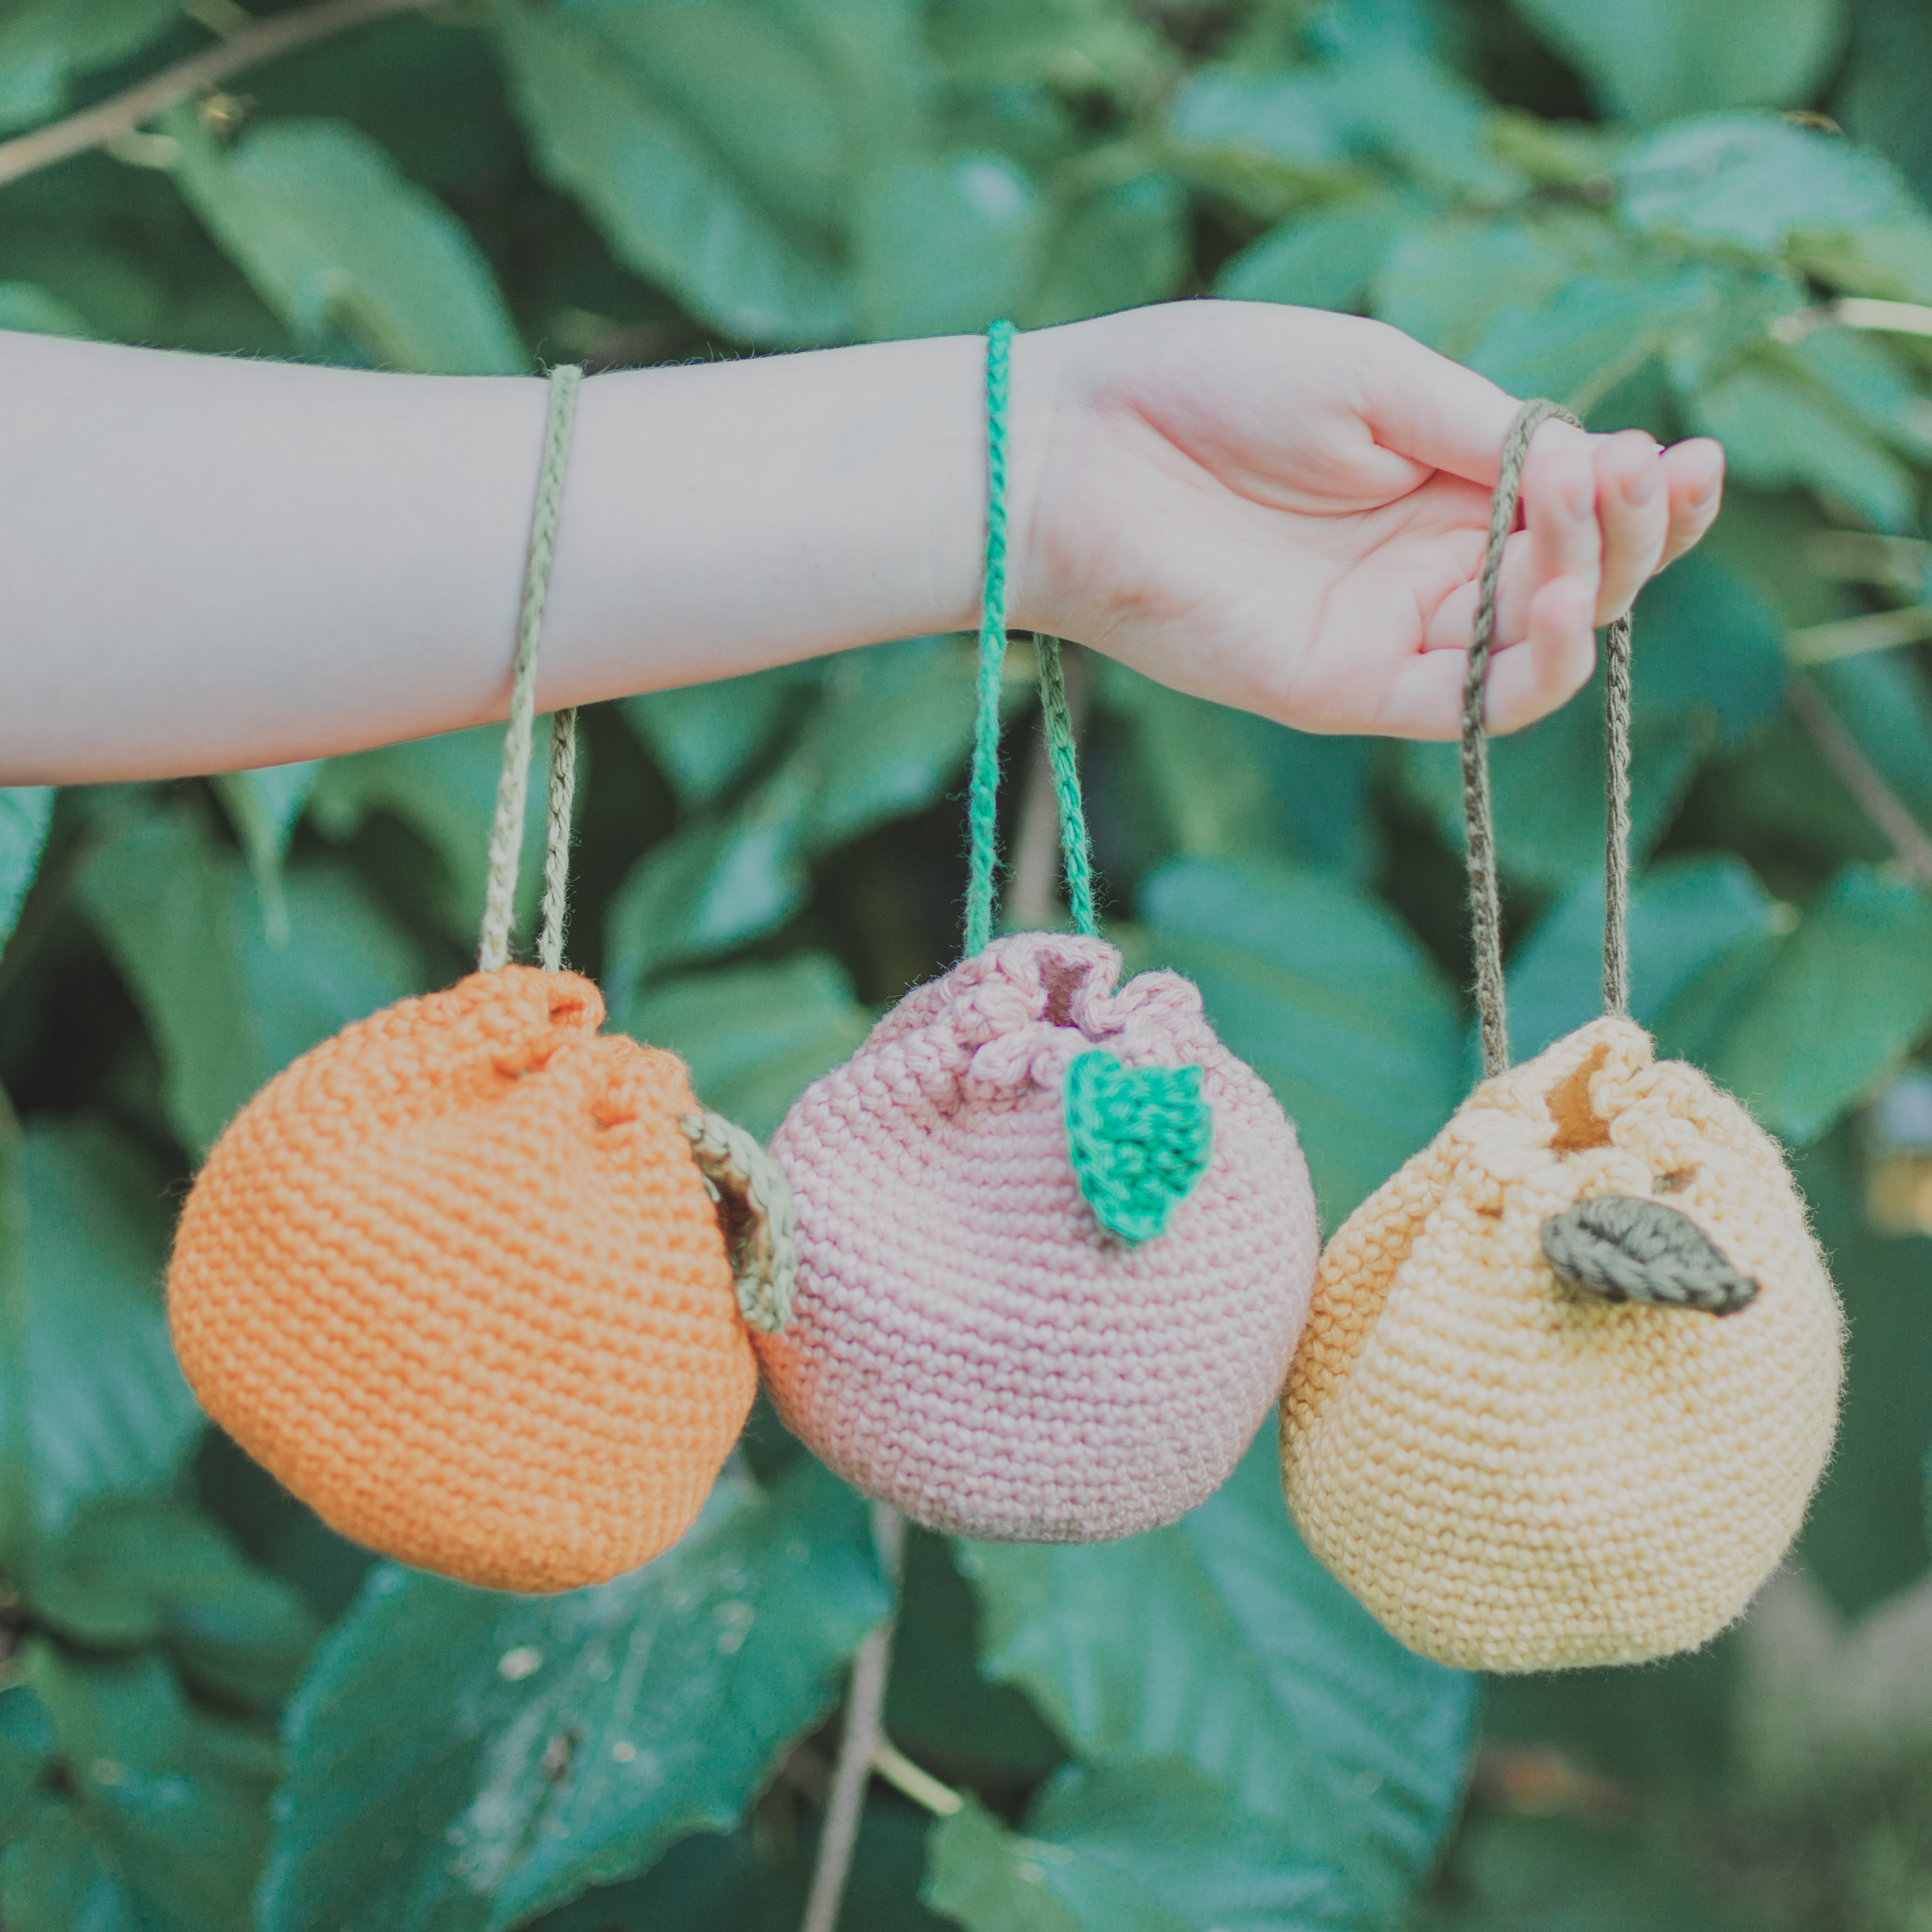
[1422,427,1725,656]
[1383,575,1598,739]
[1592,430,1670,622]
[1659,438,1725,568]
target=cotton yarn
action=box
[166,364,782,1592]
[169,968,756,1592]
[1279,396,1843,1671]
[1282,1017,1842,1671]
[760,931,1318,1541]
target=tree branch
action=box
[1788,672,1932,892]
[799,1503,906,1932]
[0,0,441,191]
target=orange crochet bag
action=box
[1280,401,1843,1671]
[166,368,794,1593]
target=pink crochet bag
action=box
[755,324,1319,1542]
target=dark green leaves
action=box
[79,804,423,1153]
[7,1120,196,1545]
[0,788,53,956]
[260,1463,890,1932]
[1512,0,1847,124]
[605,639,975,994]
[855,154,1045,339]
[0,0,180,133]
[1140,853,1462,1222]
[0,1644,282,1932]
[926,1763,1341,1932]
[493,0,852,346]
[167,114,525,374]
[621,953,872,1136]
[957,1441,1478,1927]
[1707,864,1932,1144]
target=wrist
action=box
[1002,322,1074,638]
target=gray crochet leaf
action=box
[1541,1193,1759,1317]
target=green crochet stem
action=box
[963,321,1100,957]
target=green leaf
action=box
[493,0,851,345]
[1025,171,1187,328]
[1138,853,1462,1222]
[260,1460,890,1932]
[855,154,1048,341]
[562,0,856,236]
[1216,188,1421,312]
[1471,260,1794,414]
[1106,671,1380,882]
[1399,661,1711,893]
[79,804,423,1153]
[1617,114,1932,277]
[601,755,818,994]
[956,1441,1477,1926]
[1501,854,1782,1070]
[1511,0,1847,124]
[1706,863,1932,1144]
[605,639,976,991]
[1166,67,1354,172]
[1808,652,1932,833]
[1416,1812,1756,1932]
[624,668,817,810]
[925,1801,1084,1932]
[1840,0,1932,209]
[925,0,1169,94]
[619,953,873,1137]
[0,282,94,338]
[8,1120,197,1545]
[2,1642,279,1932]
[1788,327,1932,466]
[0,788,54,959]
[0,0,181,134]
[1626,546,1788,751]
[1687,358,1918,531]
[166,114,525,375]
[211,763,321,946]
[309,722,553,946]
[24,1494,318,1711]
[927,1763,1349,1932]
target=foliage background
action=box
[2,0,1932,1925]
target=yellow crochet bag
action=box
[1280,401,1844,1673]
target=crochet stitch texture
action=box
[761,931,1319,1543]
[168,966,753,1592]
[1281,1016,1843,1672]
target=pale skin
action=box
[0,299,1723,785]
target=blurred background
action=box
[1,0,1930,1926]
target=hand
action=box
[1007,301,1725,738]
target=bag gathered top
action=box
[756,322,1321,1544]
[1280,400,1845,1672]
[167,366,797,1594]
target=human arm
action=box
[0,301,1722,784]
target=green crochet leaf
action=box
[1064,1050,1214,1246]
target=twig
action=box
[1008,640,1093,929]
[871,1737,964,1817]
[1788,673,1932,890]
[0,0,440,190]
[1787,606,1932,666]
[799,1503,906,1932]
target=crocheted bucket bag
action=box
[755,324,1321,1543]
[1280,401,1844,1672]
[166,369,795,1594]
